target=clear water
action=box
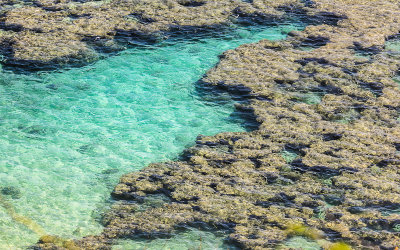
[385,38,400,52]
[0,23,303,249]
[114,232,323,250]
[113,228,238,250]
[280,237,322,250]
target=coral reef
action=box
[31,0,400,249]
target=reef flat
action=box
[0,0,298,69]
[7,0,398,249]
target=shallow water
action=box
[385,38,400,52]
[0,23,303,249]
[386,38,400,121]
[281,237,322,250]
[113,227,239,250]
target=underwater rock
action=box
[0,186,21,199]
[34,0,400,249]
[100,168,119,175]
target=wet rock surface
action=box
[0,0,298,69]
[30,0,400,249]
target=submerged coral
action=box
[28,0,400,249]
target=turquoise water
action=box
[280,237,322,250]
[385,37,400,52]
[114,232,323,250]
[113,228,238,250]
[0,23,303,249]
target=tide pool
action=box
[0,23,303,249]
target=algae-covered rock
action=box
[0,0,299,69]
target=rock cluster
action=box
[0,0,297,69]
[32,0,400,249]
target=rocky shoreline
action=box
[2,0,398,249]
[0,0,299,70]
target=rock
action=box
[0,0,298,69]
[1,186,22,199]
